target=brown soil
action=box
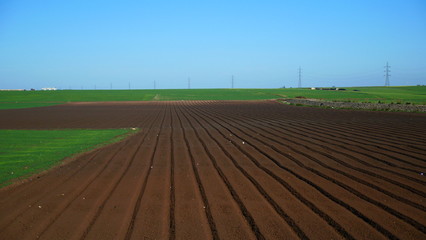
[0,101,425,240]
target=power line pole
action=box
[188,77,191,89]
[154,80,156,90]
[232,75,234,89]
[298,66,302,88]
[128,82,131,90]
[384,62,391,86]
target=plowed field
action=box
[0,101,425,240]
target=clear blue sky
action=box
[1,0,425,89]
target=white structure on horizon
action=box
[41,87,57,91]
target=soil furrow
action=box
[178,105,266,240]
[77,108,166,240]
[1,100,425,240]
[37,106,166,240]
[287,122,426,167]
[169,106,176,240]
[201,104,426,204]
[190,102,419,239]
[182,103,351,239]
[175,105,257,240]
[123,105,170,240]
[197,104,426,234]
[168,105,212,239]
[207,106,426,189]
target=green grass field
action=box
[0,86,425,109]
[0,129,136,187]
[0,102,64,110]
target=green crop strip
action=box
[0,86,425,109]
[0,129,137,187]
[0,102,64,110]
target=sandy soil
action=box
[0,100,425,240]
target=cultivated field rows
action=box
[0,101,425,239]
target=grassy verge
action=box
[0,128,137,187]
[0,86,425,108]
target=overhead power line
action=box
[384,62,391,86]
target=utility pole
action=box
[188,77,191,89]
[232,75,234,89]
[298,66,302,88]
[128,82,131,90]
[384,62,391,86]
[154,80,156,90]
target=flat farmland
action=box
[0,101,425,240]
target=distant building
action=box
[41,88,57,91]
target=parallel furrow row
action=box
[190,101,424,239]
[181,103,353,239]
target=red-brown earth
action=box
[0,101,425,240]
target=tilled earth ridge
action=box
[0,100,425,240]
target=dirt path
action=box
[0,101,425,239]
